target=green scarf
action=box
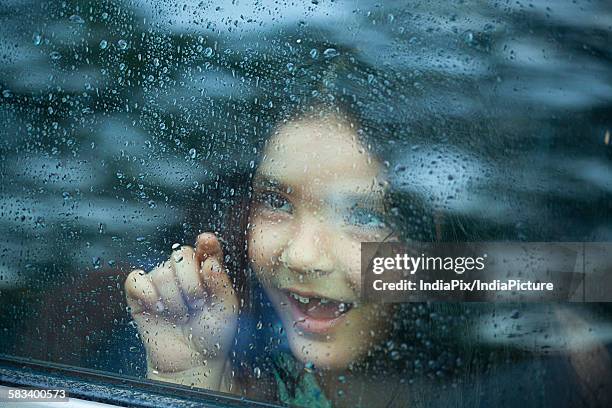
[272,352,333,408]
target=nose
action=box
[280,218,335,276]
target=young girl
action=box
[124,104,417,406]
[122,46,453,403]
[123,56,588,407]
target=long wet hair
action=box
[197,48,494,402]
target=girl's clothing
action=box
[271,352,332,408]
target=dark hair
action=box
[193,49,483,401]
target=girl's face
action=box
[248,114,394,370]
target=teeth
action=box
[289,292,349,308]
[290,293,310,304]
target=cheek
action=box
[248,213,292,279]
[332,234,363,291]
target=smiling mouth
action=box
[282,289,354,334]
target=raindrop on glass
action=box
[69,15,85,24]
[323,48,339,59]
[463,30,475,45]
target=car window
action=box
[1,1,611,407]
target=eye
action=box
[258,191,293,213]
[345,207,387,229]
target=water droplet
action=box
[286,62,295,72]
[304,361,315,373]
[99,40,108,49]
[323,48,339,59]
[204,47,213,57]
[189,148,196,158]
[172,243,180,250]
[159,122,166,130]
[309,48,318,59]
[50,51,62,60]
[69,15,85,24]
[32,34,42,46]
[254,367,261,378]
[117,39,128,50]
[2,90,13,98]
[256,321,263,330]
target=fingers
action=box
[195,233,237,307]
[174,245,206,304]
[125,233,236,319]
[195,232,223,269]
[125,269,158,315]
[200,256,238,308]
[151,259,189,319]
[125,255,190,319]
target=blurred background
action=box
[0,0,611,404]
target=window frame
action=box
[0,354,280,408]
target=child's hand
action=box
[124,233,238,391]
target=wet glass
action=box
[1,1,611,407]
